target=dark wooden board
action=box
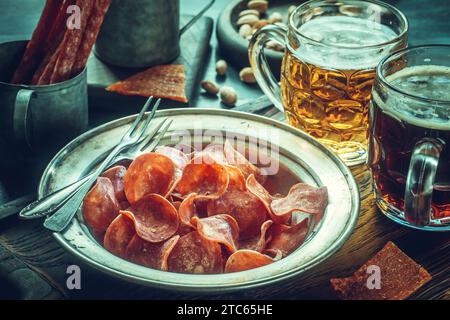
[87,15,213,111]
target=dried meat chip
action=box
[101,165,127,202]
[207,189,268,240]
[104,214,135,258]
[330,241,432,300]
[246,174,290,224]
[126,234,179,271]
[267,218,309,257]
[121,194,179,243]
[124,153,175,204]
[177,155,229,200]
[225,250,274,273]
[223,140,265,184]
[271,183,328,216]
[178,193,199,228]
[168,231,224,274]
[82,177,120,233]
[155,146,190,183]
[106,64,188,103]
[239,220,273,252]
[192,214,240,253]
[191,144,227,164]
[225,165,246,191]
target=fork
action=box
[19,117,172,220]
[42,97,164,232]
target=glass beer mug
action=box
[249,0,408,166]
[369,45,450,231]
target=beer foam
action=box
[373,65,450,131]
[387,65,450,101]
[295,16,398,70]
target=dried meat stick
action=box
[45,0,74,50]
[50,0,94,84]
[72,0,112,76]
[31,0,76,85]
[36,48,61,85]
[11,0,61,84]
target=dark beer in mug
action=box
[370,60,450,228]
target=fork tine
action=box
[138,98,162,135]
[127,96,153,136]
[134,118,168,152]
[142,119,173,152]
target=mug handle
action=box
[248,24,288,112]
[13,88,34,149]
[179,0,215,36]
[404,138,443,226]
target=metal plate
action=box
[38,108,360,293]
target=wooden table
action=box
[0,0,449,300]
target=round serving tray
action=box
[38,108,359,293]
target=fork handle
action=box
[19,173,92,220]
[43,144,125,232]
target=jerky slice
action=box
[107,64,188,103]
[330,241,432,300]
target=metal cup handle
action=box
[404,138,443,226]
[248,24,287,112]
[13,88,35,149]
[179,0,215,36]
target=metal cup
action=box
[0,40,88,152]
[95,0,214,68]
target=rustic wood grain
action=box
[0,163,448,300]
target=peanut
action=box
[201,80,220,95]
[239,9,260,18]
[239,24,253,38]
[247,0,269,14]
[237,14,259,27]
[269,12,283,23]
[216,59,228,76]
[220,86,238,106]
[239,67,256,84]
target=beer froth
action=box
[373,65,450,131]
[296,16,398,70]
